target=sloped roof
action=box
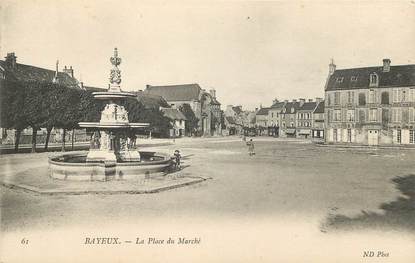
[145,83,202,101]
[0,60,80,88]
[270,101,285,109]
[161,108,187,120]
[232,106,243,114]
[256,107,270,115]
[298,102,317,112]
[326,64,415,91]
[283,102,300,114]
[225,116,236,124]
[313,101,325,114]
[133,90,170,108]
[83,85,106,92]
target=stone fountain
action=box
[49,48,172,181]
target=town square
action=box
[1,1,415,262]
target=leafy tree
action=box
[178,103,199,136]
[0,79,28,152]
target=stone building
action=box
[280,100,301,137]
[311,99,325,140]
[267,100,286,137]
[325,59,415,145]
[296,99,317,139]
[255,107,270,136]
[145,84,222,136]
[160,108,187,137]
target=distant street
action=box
[1,136,414,233]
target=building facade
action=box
[145,84,222,136]
[255,107,270,135]
[325,59,415,145]
[296,99,317,139]
[311,99,325,140]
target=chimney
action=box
[315,97,323,104]
[308,99,313,102]
[209,89,216,98]
[5,52,17,69]
[329,58,336,76]
[284,99,288,103]
[53,60,59,83]
[80,81,84,89]
[63,65,74,78]
[146,84,151,90]
[293,99,297,102]
[299,98,305,107]
[383,58,391,72]
[272,98,279,105]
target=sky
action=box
[1,0,415,110]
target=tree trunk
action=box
[31,127,37,153]
[61,128,66,152]
[71,128,75,150]
[44,127,52,150]
[14,129,21,153]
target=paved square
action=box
[1,137,414,233]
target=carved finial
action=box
[109,47,122,89]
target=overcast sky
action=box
[1,0,415,109]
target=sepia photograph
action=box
[0,0,414,262]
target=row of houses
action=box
[254,58,415,146]
[255,98,325,140]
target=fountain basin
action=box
[49,151,172,181]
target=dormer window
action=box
[369,73,379,87]
[336,77,344,83]
[351,76,357,81]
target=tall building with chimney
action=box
[324,59,415,145]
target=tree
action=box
[178,103,199,136]
[21,81,51,153]
[0,79,28,152]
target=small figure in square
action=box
[246,139,255,156]
[173,150,181,170]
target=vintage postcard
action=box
[0,0,414,262]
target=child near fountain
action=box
[174,150,181,170]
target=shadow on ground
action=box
[322,174,415,233]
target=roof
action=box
[145,83,202,101]
[232,106,243,114]
[313,101,325,113]
[133,90,170,108]
[225,116,236,124]
[326,64,415,91]
[298,102,317,112]
[256,107,270,115]
[83,85,107,92]
[283,102,300,114]
[161,108,187,120]
[0,60,79,88]
[270,101,285,109]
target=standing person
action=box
[174,150,181,170]
[247,139,255,156]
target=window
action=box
[359,109,366,123]
[369,109,377,122]
[347,129,352,142]
[327,94,332,106]
[369,73,378,87]
[392,108,402,122]
[347,110,355,121]
[410,130,415,144]
[397,129,402,143]
[333,109,341,121]
[334,92,340,105]
[351,76,357,81]
[358,93,366,106]
[381,92,389,105]
[402,89,407,102]
[347,91,354,104]
[393,89,401,103]
[333,129,338,142]
[410,89,415,102]
[290,122,294,127]
[369,89,376,104]
[336,77,344,83]
[271,112,274,118]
